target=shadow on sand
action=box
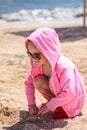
[3,110,68,130]
[3,110,83,130]
[10,26,87,42]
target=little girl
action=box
[24,27,85,119]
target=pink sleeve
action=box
[24,60,42,106]
[47,66,83,111]
[24,71,36,106]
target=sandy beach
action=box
[0,22,87,130]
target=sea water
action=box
[0,0,86,24]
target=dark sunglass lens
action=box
[27,51,41,60]
[33,53,41,60]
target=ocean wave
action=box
[0,7,84,24]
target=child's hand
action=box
[37,105,50,116]
[28,104,38,115]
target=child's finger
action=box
[33,107,38,115]
[29,108,34,115]
[37,108,45,116]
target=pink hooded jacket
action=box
[24,27,85,117]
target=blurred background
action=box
[0,1,87,129]
[0,0,86,25]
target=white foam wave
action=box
[0,7,84,24]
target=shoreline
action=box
[0,6,84,25]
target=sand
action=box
[0,22,87,130]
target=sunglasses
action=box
[27,51,41,60]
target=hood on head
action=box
[25,27,61,73]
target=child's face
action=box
[27,41,48,66]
